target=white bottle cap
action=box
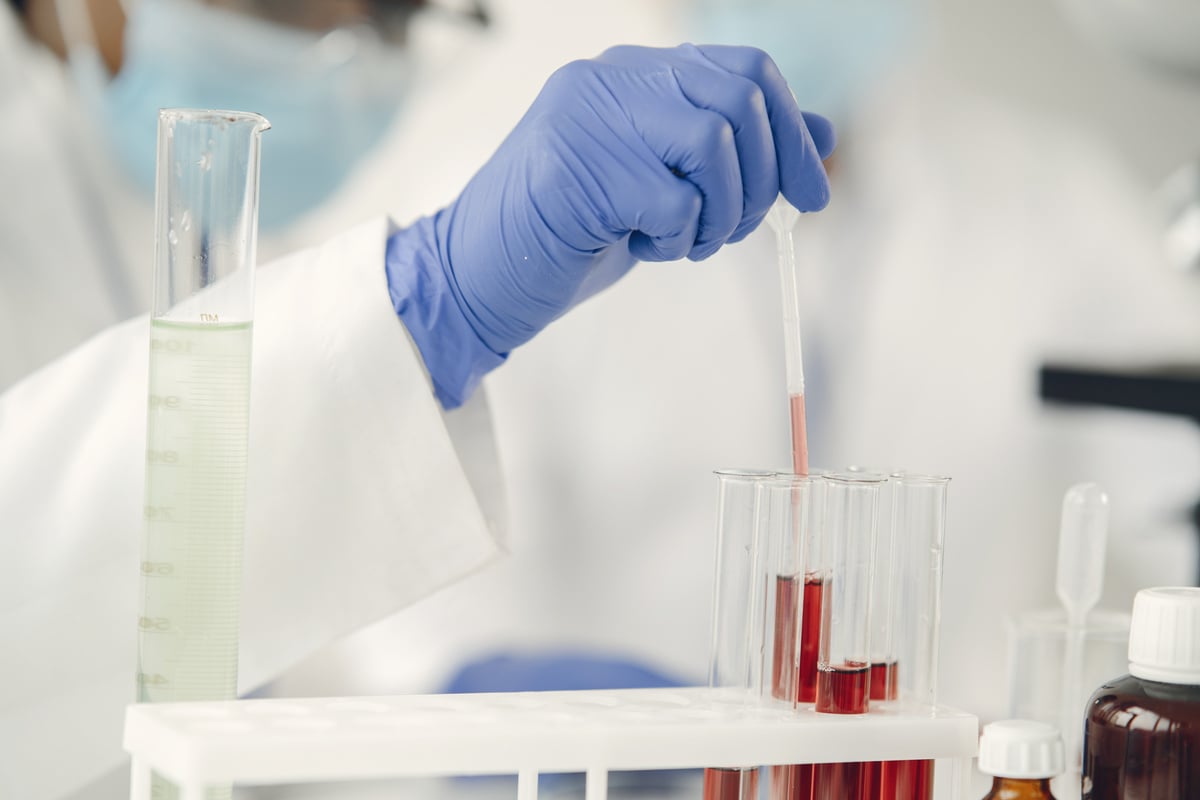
[977,720,1064,780]
[1128,586,1200,684]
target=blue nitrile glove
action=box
[440,651,689,695]
[386,44,836,408]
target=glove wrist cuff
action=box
[385,215,506,409]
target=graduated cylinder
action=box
[139,109,268,800]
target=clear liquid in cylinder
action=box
[139,319,252,800]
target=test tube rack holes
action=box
[124,687,977,798]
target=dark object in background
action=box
[1040,362,1200,580]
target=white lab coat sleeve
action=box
[0,216,503,799]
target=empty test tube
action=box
[873,473,950,800]
[891,474,950,709]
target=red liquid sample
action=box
[772,575,800,700]
[1084,673,1200,799]
[704,767,759,800]
[813,664,868,799]
[811,762,864,800]
[863,662,893,798]
[875,760,934,800]
[813,666,867,798]
[774,577,825,800]
[772,763,813,800]
[797,576,824,704]
[816,663,869,715]
[860,663,933,799]
[789,393,808,475]
[868,661,898,702]
[771,575,825,702]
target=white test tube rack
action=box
[123,686,978,799]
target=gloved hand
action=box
[386,44,836,408]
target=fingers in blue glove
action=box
[688,44,834,217]
[428,43,839,363]
[596,44,833,259]
[801,111,837,161]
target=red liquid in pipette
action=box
[790,393,808,475]
[704,767,759,800]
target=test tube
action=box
[138,109,269,800]
[811,472,883,800]
[890,474,950,709]
[769,471,831,800]
[758,475,819,800]
[761,475,822,703]
[815,472,883,713]
[875,473,950,800]
[791,469,830,707]
[862,472,898,704]
[705,469,774,800]
[861,474,900,800]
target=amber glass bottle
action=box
[977,720,1062,800]
[1083,587,1200,800]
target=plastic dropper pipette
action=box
[1055,483,1109,793]
[765,197,814,800]
[766,197,808,476]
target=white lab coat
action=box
[0,11,504,799]
[0,8,150,387]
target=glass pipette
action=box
[766,197,808,476]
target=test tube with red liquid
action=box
[705,469,775,800]
[759,475,820,800]
[767,569,825,800]
[863,474,900,799]
[763,475,818,703]
[811,472,884,800]
[865,474,950,800]
[865,471,898,705]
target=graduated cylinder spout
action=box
[154,109,270,323]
